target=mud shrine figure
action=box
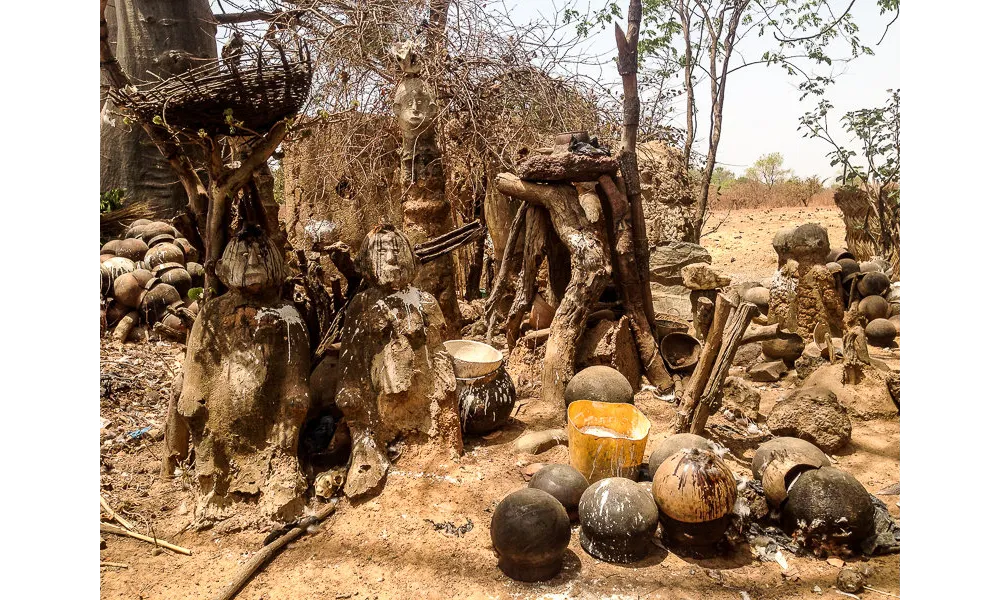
[768,223,844,338]
[334,224,463,498]
[390,39,461,336]
[169,225,312,522]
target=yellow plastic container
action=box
[567,400,651,483]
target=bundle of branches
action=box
[108,41,312,136]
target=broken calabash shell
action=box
[751,437,830,480]
[760,450,826,508]
[647,433,712,481]
[490,488,570,582]
[528,464,589,521]
[659,332,702,371]
[578,477,659,563]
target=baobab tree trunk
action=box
[100,0,217,215]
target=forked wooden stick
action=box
[100,495,135,531]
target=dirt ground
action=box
[100,206,899,599]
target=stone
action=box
[837,568,867,594]
[514,429,569,455]
[681,263,731,291]
[649,242,712,286]
[721,378,761,421]
[733,342,762,368]
[748,360,787,382]
[794,348,826,381]
[651,284,696,320]
[766,386,851,453]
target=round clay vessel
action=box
[858,295,890,322]
[859,261,879,273]
[648,433,712,480]
[781,467,875,547]
[858,272,890,298]
[837,258,860,278]
[653,448,736,547]
[888,314,900,335]
[825,261,842,274]
[147,233,176,248]
[827,248,855,262]
[101,240,123,256]
[140,282,181,323]
[100,253,116,264]
[751,437,830,480]
[105,301,130,327]
[528,464,590,521]
[458,365,516,436]
[865,318,897,347]
[659,332,702,371]
[186,262,205,288]
[115,238,149,262]
[761,332,806,363]
[101,257,136,297]
[156,262,193,298]
[491,488,570,582]
[145,243,185,269]
[578,477,659,563]
[564,365,634,407]
[137,221,175,244]
[173,238,199,263]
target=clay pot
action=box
[187,300,200,315]
[115,238,149,262]
[122,275,149,309]
[187,262,205,288]
[858,272,890,298]
[564,365,634,407]
[160,313,188,334]
[760,450,826,507]
[858,295,890,322]
[136,221,175,244]
[659,333,702,371]
[101,240,123,256]
[751,437,830,480]
[528,464,590,521]
[105,301,130,328]
[652,448,736,547]
[490,488,570,582]
[125,219,151,237]
[457,364,516,436]
[837,258,860,278]
[761,331,805,363]
[156,262,193,298]
[648,433,712,480]
[888,314,900,336]
[100,253,116,264]
[781,467,875,547]
[147,233,176,248]
[101,257,136,297]
[865,318,897,347]
[825,261,842,274]
[827,248,855,262]
[145,243,186,269]
[578,477,659,563]
[173,238,199,263]
[140,282,181,323]
[743,287,770,315]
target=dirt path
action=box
[100,206,898,600]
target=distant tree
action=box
[745,152,790,189]
[785,174,825,206]
[711,166,737,191]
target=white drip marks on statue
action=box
[255,305,307,363]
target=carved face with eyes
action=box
[392,78,437,138]
[357,225,417,291]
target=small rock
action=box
[837,567,866,593]
[514,429,568,455]
[748,359,787,382]
[100,537,106,550]
[794,351,825,381]
[733,342,762,368]
[812,585,822,594]
[827,557,845,568]
[520,463,546,481]
[681,263,732,290]
[151,547,163,556]
[767,386,851,453]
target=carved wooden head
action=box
[357,224,417,291]
[390,39,422,75]
[392,78,438,138]
[217,224,286,296]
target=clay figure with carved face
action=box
[393,78,438,142]
[356,224,418,291]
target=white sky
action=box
[505,0,900,181]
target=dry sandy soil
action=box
[99,206,899,600]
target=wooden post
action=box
[693,296,715,341]
[674,293,735,433]
[505,207,546,348]
[484,201,527,343]
[690,302,759,435]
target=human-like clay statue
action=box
[171,225,311,522]
[391,42,442,185]
[334,224,462,498]
[767,223,844,338]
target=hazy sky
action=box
[506,1,900,181]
